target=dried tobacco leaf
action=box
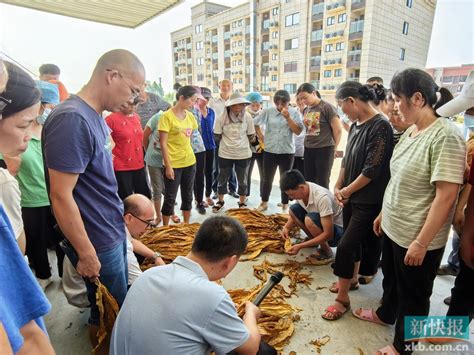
[310,335,331,354]
[94,280,119,354]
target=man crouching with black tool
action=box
[110,216,277,355]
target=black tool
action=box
[252,272,284,306]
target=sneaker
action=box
[38,277,53,291]
[256,203,268,212]
[196,203,206,215]
[437,264,459,276]
[229,191,240,198]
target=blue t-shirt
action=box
[0,204,51,353]
[200,108,217,151]
[43,95,126,252]
[144,113,164,168]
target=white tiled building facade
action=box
[171,0,436,96]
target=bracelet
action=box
[152,251,162,260]
[414,239,427,249]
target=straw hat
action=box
[225,92,251,107]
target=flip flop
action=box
[321,299,350,321]
[306,249,334,266]
[212,200,225,213]
[352,308,387,325]
[329,280,359,293]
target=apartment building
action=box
[171,0,436,97]
[426,64,474,96]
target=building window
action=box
[272,31,278,38]
[284,38,299,50]
[406,0,413,8]
[284,84,297,94]
[336,42,344,51]
[272,7,279,16]
[325,44,333,52]
[327,16,335,26]
[338,14,346,23]
[239,78,243,84]
[197,74,204,81]
[239,40,243,46]
[196,58,204,66]
[272,75,277,81]
[272,53,278,60]
[334,69,342,77]
[324,70,332,78]
[399,48,406,61]
[284,62,298,72]
[195,24,202,34]
[238,19,243,27]
[402,21,409,35]
[285,13,300,27]
[196,41,203,50]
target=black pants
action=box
[204,149,215,197]
[359,229,383,276]
[334,202,381,279]
[23,206,65,279]
[217,157,249,196]
[162,164,196,215]
[261,152,294,204]
[448,259,474,322]
[376,235,444,354]
[292,156,304,176]
[212,144,237,193]
[227,340,277,355]
[304,146,335,189]
[247,152,264,197]
[115,167,151,200]
[193,151,206,204]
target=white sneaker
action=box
[256,203,268,212]
[38,277,53,291]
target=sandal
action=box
[352,308,387,325]
[376,345,399,355]
[306,249,334,266]
[329,280,359,293]
[358,273,376,285]
[170,215,181,223]
[206,197,214,207]
[212,200,225,213]
[238,202,247,208]
[321,298,350,321]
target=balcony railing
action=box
[349,20,364,33]
[212,35,218,43]
[311,80,320,89]
[311,29,323,42]
[312,2,324,15]
[310,56,321,68]
[351,0,366,11]
[262,42,270,51]
[262,19,270,29]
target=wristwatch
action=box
[152,251,162,260]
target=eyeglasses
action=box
[106,69,140,102]
[128,213,157,229]
[336,97,350,108]
[0,95,12,117]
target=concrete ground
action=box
[42,139,473,353]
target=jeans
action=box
[447,230,461,271]
[162,164,196,215]
[193,152,206,204]
[304,146,335,189]
[261,152,294,204]
[204,149,215,197]
[217,157,249,196]
[61,238,128,326]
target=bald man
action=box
[42,49,146,347]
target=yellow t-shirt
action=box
[158,109,197,168]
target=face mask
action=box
[36,108,51,125]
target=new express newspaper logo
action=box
[404,316,470,343]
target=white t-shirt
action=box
[214,112,255,160]
[126,230,142,285]
[297,182,343,227]
[0,168,23,239]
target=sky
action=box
[0,0,473,93]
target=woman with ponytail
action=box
[322,81,394,321]
[353,68,465,355]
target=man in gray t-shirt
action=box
[110,216,272,355]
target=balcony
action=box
[224,50,231,58]
[348,76,360,82]
[351,0,365,11]
[347,54,361,68]
[312,3,324,21]
[212,35,218,43]
[311,29,323,47]
[261,42,270,52]
[262,19,270,32]
[326,1,346,11]
[224,32,231,41]
[349,20,364,40]
[310,56,321,71]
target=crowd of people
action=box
[0,48,473,355]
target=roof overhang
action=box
[0,0,182,28]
